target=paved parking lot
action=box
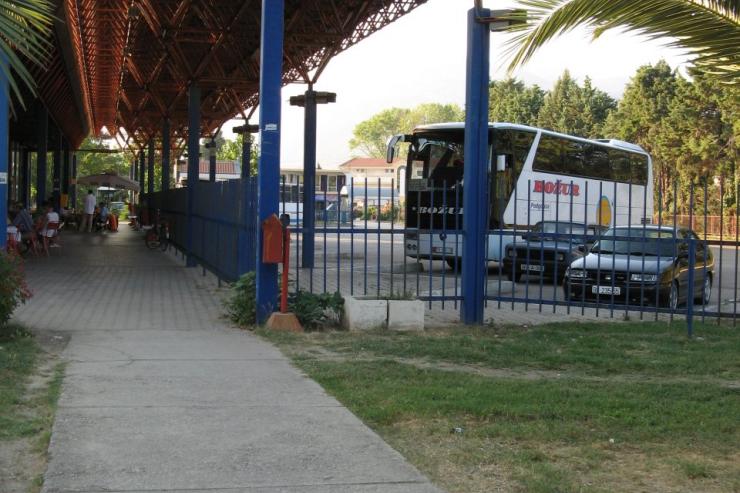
[292,221,739,326]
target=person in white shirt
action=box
[40,201,60,237]
[80,190,96,232]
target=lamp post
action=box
[289,89,336,269]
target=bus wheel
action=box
[446,257,460,270]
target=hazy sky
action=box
[229,0,690,169]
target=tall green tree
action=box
[504,0,739,85]
[602,61,680,208]
[488,78,545,125]
[217,134,259,175]
[536,70,616,137]
[0,0,55,105]
[349,103,463,158]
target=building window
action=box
[328,176,337,191]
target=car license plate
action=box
[592,285,621,295]
[521,264,544,272]
[432,247,453,254]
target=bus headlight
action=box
[630,273,657,282]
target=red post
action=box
[280,226,290,313]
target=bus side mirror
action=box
[496,155,507,171]
[386,134,408,163]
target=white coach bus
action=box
[386,122,654,265]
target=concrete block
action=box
[387,300,424,331]
[343,296,387,331]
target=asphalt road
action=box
[300,221,739,316]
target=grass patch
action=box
[261,321,740,492]
[261,321,740,380]
[0,324,39,440]
[0,324,66,493]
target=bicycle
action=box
[144,210,169,251]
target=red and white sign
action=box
[533,180,580,197]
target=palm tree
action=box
[0,0,55,106]
[502,0,739,85]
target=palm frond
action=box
[504,0,740,85]
[0,0,55,107]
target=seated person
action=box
[99,202,109,223]
[39,201,60,239]
[12,202,39,253]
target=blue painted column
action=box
[237,131,256,275]
[71,153,77,209]
[301,89,317,268]
[209,138,216,182]
[20,148,29,208]
[62,139,70,199]
[36,105,47,210]
[138,150,145,200]
[52,130,61,210]
[256,0,284,323]
[147,139,155,194]
[162,119,170,191]
[186,84,201,267]
[0,58,7,247]
[461,7,490,325]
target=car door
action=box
[675,230,691,295]
[691,231,709,291]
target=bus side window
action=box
[609,149,631,183]
[631,154,648,185]
[586,145,611,180]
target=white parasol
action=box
[75,172,140,192]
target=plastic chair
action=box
[42,222,60,256]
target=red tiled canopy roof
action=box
[47,0,427,152]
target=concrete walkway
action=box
[15,228,441,493]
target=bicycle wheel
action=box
[145,229,161,249]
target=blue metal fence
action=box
[146,174,739,330]
[145,177,258,281]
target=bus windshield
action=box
[410,138,466,186]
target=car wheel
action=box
[507,267,521,282]
[669,281,679,311]
[696,274,712,305]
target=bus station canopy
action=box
[16,0,427,152]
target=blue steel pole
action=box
[186,84,201,267]
[52,130,61,210]
[460,7,490,324]
[209,138,216,182]
[147,139,155,194]
[62,139,70,197]
[256,0,284,323]
[36,105,47,209]
[138,150,145,199]
[237,133,255,275]
[0,57,7,248]
[20,149,29,208]
[71,153,77,209]
[301,89,317,268]
[162,119,170,191]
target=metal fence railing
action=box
[147,175,739,329]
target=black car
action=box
[503,221,605,282]
[563,225,714,309]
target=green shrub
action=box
[226,273,344,330]
[225,272,256,326]
[0,251,32,326]
[289,290,344,331]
